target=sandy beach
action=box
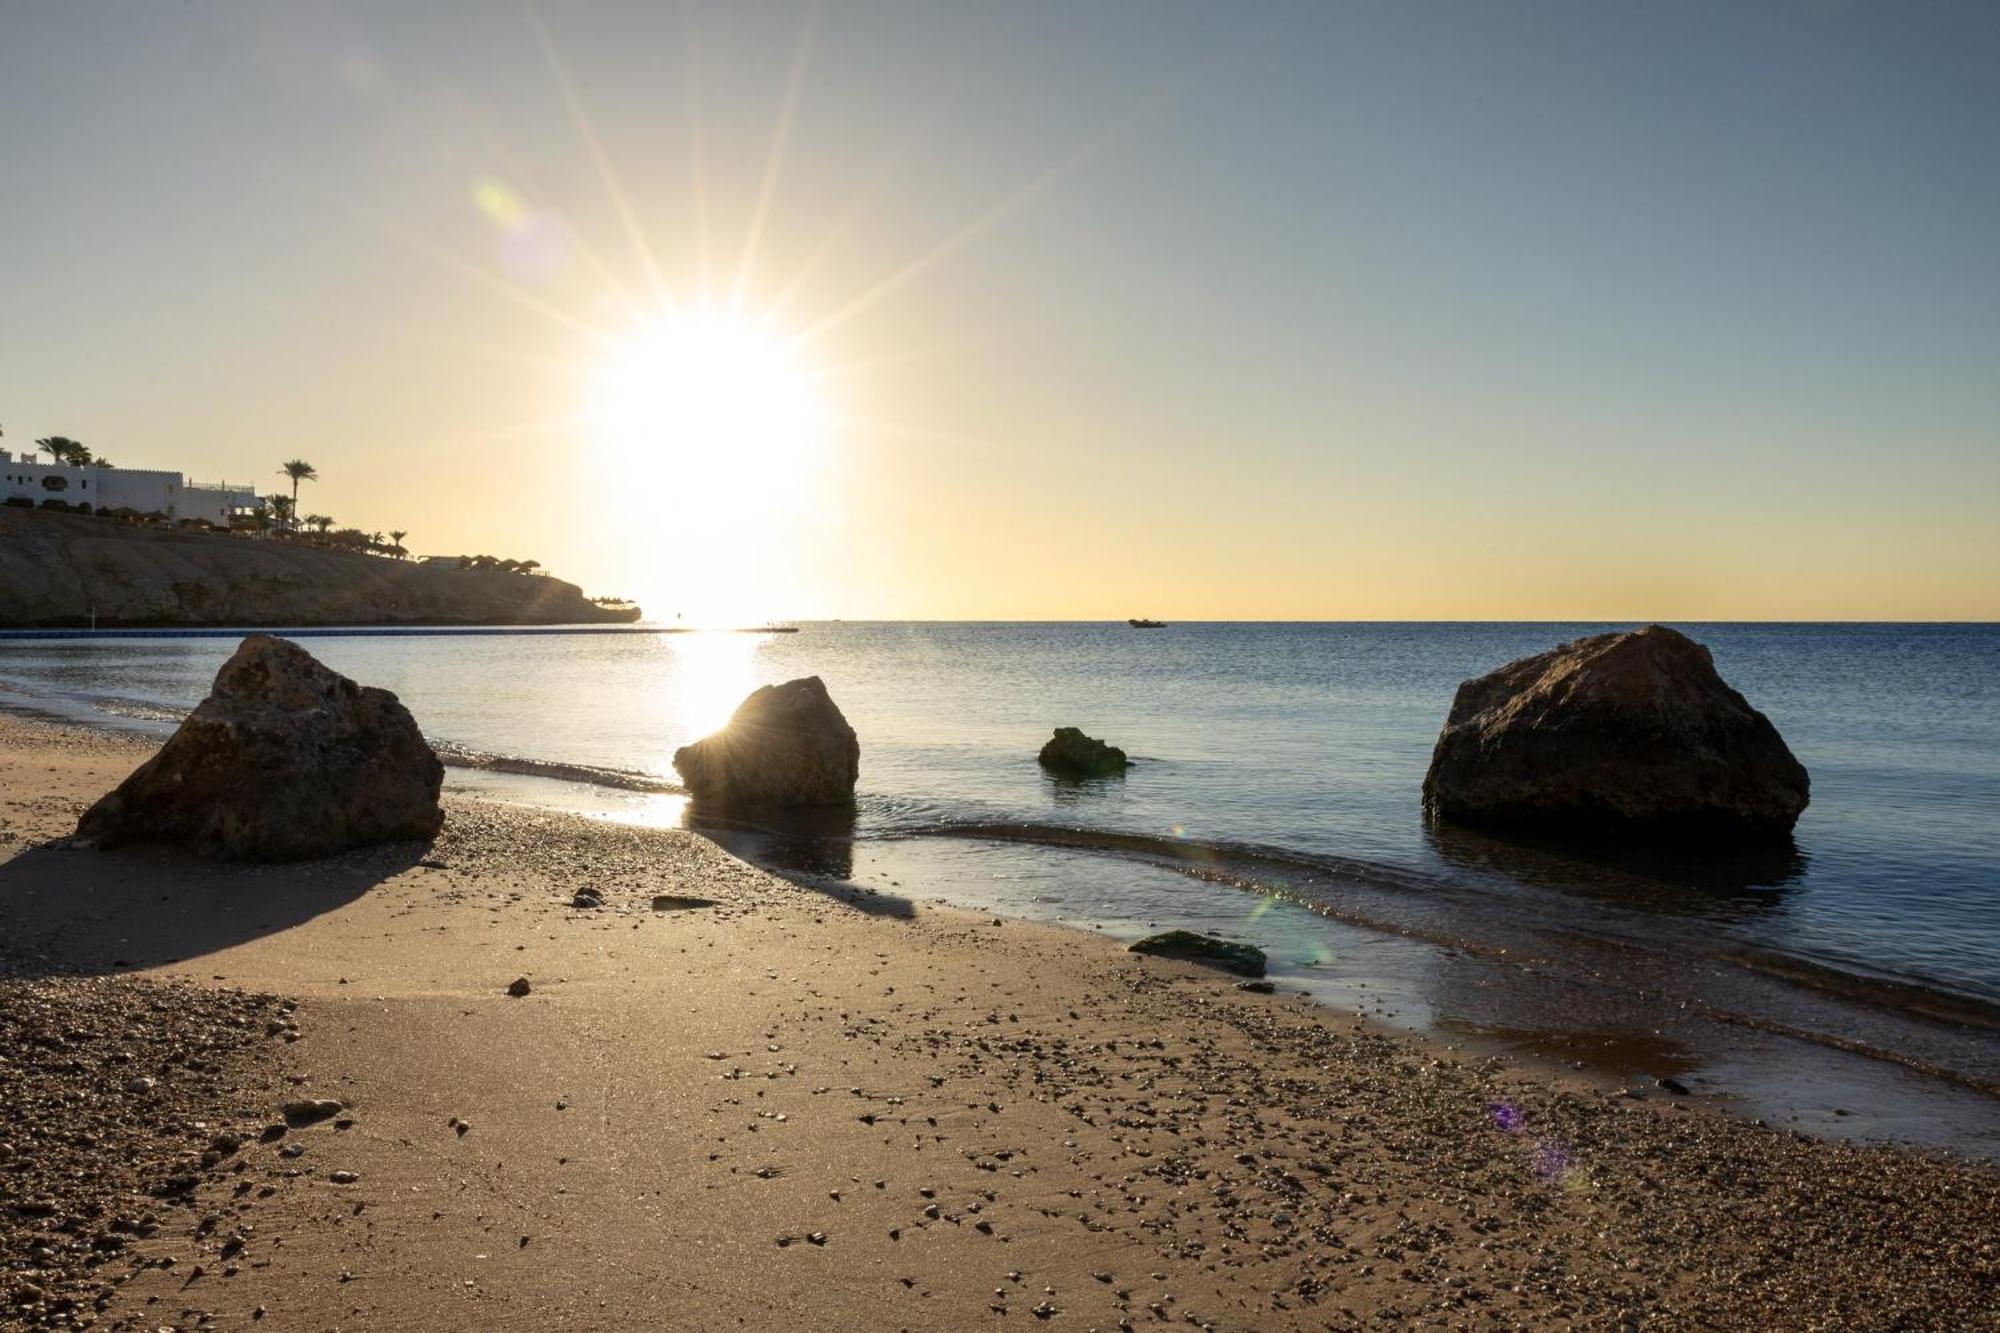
[2,713,1997,1332]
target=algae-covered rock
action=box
[1128,930,1267,978]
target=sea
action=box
[2,621,1996,1157]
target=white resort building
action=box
[1,453,260,527]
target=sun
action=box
[587,305,833,622]
[592,306,826,504]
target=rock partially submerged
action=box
[75,635,444,861]
[1422,625,1809,840]
[1129,930,1267,978]
[673,676,859,808]
[1038,727,1130,778]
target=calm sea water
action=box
[4,622,1998,1149]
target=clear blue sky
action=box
[3,2,1995,618]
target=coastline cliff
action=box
[0,509,640,627]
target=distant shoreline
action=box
[0,507,644,629]
[0,624,797,639]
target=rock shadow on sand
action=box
[684,805,916,920]
[0,839,432,978]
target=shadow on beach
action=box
[684,804,916,920]
[0,839,431,978]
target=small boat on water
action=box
[1128,618,1165,629]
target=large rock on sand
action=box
[1422,625,1808,839]
[673,676,859,808]
[76,635,444,860]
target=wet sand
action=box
[2,716,1997,1331]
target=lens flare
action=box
[472,178,572,282]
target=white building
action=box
[1,453,259,527]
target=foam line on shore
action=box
[432,744,686,794]
[883,819,2000,1092]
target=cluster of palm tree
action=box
[428,553,543,575]
[253,459,411,558]
[34,436,115,467]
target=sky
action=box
[2,0,1996,622]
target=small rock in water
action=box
[1657,1076,1692,1096]
[1235,979,1277,994]
[1037,727,1130,779]
[506,977,532,998]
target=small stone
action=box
[328,1170,360,1185]
[281,1098,344,1124]
[507,977,532,998]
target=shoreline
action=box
[10,688,2000,1164]
[2,714,1998,1329]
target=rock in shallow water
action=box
[1037,727,1130,779]
[673,676,859,808]
[75,635,443,861]
[1422,624,1809,840]
[1128,930,1267,977]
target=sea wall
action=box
[0,509,639,627]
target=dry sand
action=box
[2,715,1996,1331]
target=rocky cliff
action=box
[0,510,639,627]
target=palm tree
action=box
[36,436,88,466]
[389,529,408,559]
[269,495,295,531]
[304,514,334,536]
[279,460,317,527]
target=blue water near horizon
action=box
[2,620,1995,1009]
